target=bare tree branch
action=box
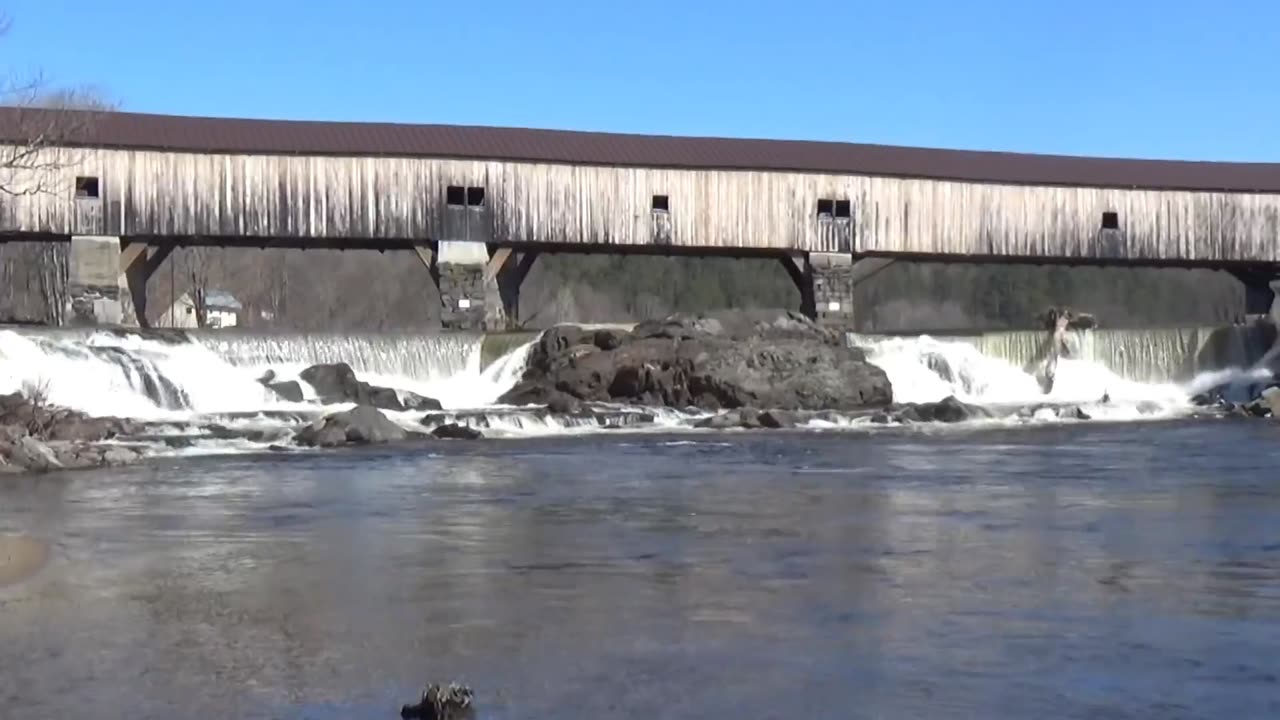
[0,14,116,197]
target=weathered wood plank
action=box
[2,144,1279,265]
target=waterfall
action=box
[0,328,535,418]
[850,321,1277,418]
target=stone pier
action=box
[430,242,539,330]
[65,235,127,326]
[781,253,894,327]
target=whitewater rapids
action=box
[0,325,1272,450]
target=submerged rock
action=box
[696,407,762,429]
[501,310,891,412]
[401,682,474,720]
[299,363,443,412]
[431,423,484,440]
[294,405,408,447]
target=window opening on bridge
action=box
[651,194,669,212]
[834,200,851,218]
[1101,211,1120,230]
[75,176,100,199]
[466,186,486,207]
[446,185,466,206]
[816,199,835,218]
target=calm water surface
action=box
[2,420,1279,719]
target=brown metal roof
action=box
[1,106,1279,193]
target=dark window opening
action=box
[446,185,466,206]
[651,194,669,212]
[834,200,852,218]
[75,176,100,199]
[1101,211,1119,230]
[466,186,485,207]
[816,199,835,217]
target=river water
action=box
[2,421,1279,719]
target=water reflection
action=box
[1,422,1279,718]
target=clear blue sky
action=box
[4,0,1278,161]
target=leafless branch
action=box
[0,14,115,197]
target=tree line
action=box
[0,242,1245,332]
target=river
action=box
[2,422,1279,718]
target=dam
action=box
[0,321,1273,431]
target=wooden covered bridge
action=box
[1,107,1278,328]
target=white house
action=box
[159,289,242,329]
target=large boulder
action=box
[499,311,891,412]
[295,405,408,447]
[299,363,442,412]
[892,395,988,423]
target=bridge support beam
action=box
[120,240,174,329]
[1232,269,1280,321]
[491,248,538,330]
[780,253,895,327]
[66,235,128,326]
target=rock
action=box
[11,436,62,472]
[295,405,408,447]
[102,447,141,466]
[893,396,987,424]
[759,409,800,429]
[593,328,626,351]
[163,437,195,449]
[244,428,293,444]
[1072,406,1092,420]
[695,408,762,429]
[401,682,474,720]
[300,362,363,400]
[431,423,483,440]
[545,391,582,415]
[1256,386,1280,417]
[0,393,147,474]
[500,310,891,412]
[400,391,444,412]
[299,363,442,412]
[268,380,305,402]
[1040,307,1098,331]
[870,411,892,424]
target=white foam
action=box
[849,331,1270,422]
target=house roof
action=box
[1,106,1278,192]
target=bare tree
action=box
[0,14,115,325]
[176,246,220,328]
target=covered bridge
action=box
[0,107,1277,328]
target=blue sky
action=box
[3,0,1278,161]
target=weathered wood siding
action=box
[1,145,1278,263]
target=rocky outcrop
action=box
[0,392,143,474]
[499,310,892,412]
[431,423,484,440]
[891,396,991,424]
[298,363,442,412]
[294,405,409,447]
